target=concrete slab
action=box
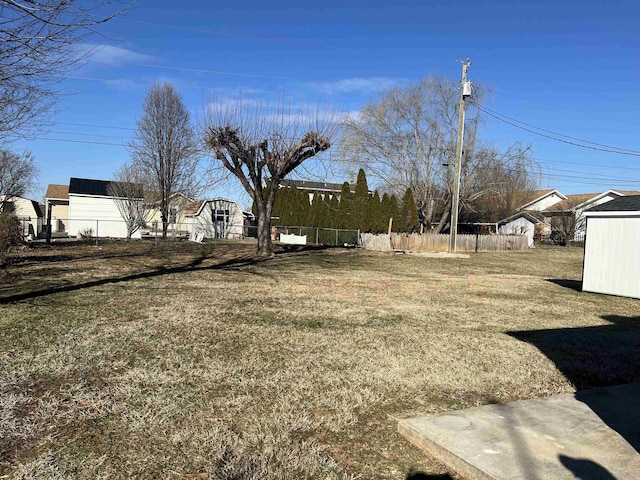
[399,383,640,480]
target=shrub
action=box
[79,227,94,240]
[0,211,23,267]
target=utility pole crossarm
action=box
[449,58,471,253]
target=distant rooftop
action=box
[45,184,69,200]
[586,195,640,212]
[69,178,142,198]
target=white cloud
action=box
[77,43,156,66]
[309,77,408,95]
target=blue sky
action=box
[11,0,640,207]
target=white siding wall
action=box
[68,194,141,239]
[498,217,535,247]
[186,199,244,239]
[0,195,42,238]
[583,215,640,299]
[524,192,565,211]
[574,194,619,236]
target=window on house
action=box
[212,209,230,224]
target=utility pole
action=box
[449,58,472,253]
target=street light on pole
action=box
[449,58,472,253]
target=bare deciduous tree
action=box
[130,83,200,238]
[107,163,150,240]
[0,0,129,139]
[342,76,538,232]
[202,99,338,257]
[0,149,38,208]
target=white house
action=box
[184,198,252,239]
[582,195,640,299]
[68,177,142,239]
[497,212,543,247]
[44,184,70,233]
[0,195,44,240]
[517,189,567,212]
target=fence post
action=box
[96,220,99,247]
[475,233,479,253]
[315,227,319,245]
[335,228,338,246]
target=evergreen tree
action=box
[337,182,353,229]
[327,194,340,228]
[389,194,401,233]
[296,188,311,226]
[367,190,382,233]
[400,187,420,233]
[352,168,369,231]
[309,193,322,226]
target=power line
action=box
[473,102,640,157]
[28,137,128,147]
[478,104,640,155]
[118,18,331,49]
[128,62,296,81]
[46,130,131,140]
[55,121,135,131]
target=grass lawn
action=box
[1,240,639,479]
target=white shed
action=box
[68,177,142,239]
[184,198,248,239]
[582,195,640,299]
[498,212,542,247]
[0,195,44,240]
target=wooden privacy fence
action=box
[361,232,529,253]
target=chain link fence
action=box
[37,218,361,248]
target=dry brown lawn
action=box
[1,240,639,479]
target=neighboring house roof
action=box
[69,177,142,198]
[184,200,205,216]
[585,195,640,212]
[278,179,357,193]
[517,189,567,211]
[45,184,69,200]
[612,190,640,196]
[498,211,544,225]
[542,193,600,213]
[144,191,194,204]
[32,201,43,218]
[184,198,240,217]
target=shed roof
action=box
[586,195,640,212]
[184,198,240,217]
[45,184,69,200]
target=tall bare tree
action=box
[107,163,150,240]
[130,83,200,238]
[0,149,37,208]
[202,99,338,257]
[0,0,129,139]
[342,76,537,232]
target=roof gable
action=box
[517,189,566,211]
[586,195,640,213]
[45,184,69,200]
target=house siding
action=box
[0,195,42,238]
[186,199,245,239]
[522,192,564,212]
[68,194,141,239]
[582,215,640,299]
[498,217,535,247]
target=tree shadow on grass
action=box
[0,253,266,305]
[509,315,640,454]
